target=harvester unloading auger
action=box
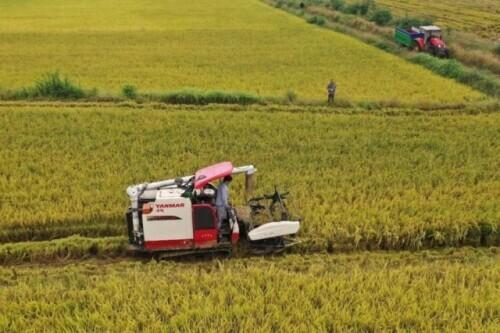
[125,162,300,258]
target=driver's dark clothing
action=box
[327,82,336,104]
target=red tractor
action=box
[395,25,450,58]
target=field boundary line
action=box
[0,100,498,116]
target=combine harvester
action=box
[125,162,300,258]
[395,25,449,57]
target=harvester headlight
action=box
[142,203,153,214]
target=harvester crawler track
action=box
[127,244,233,260]
[248,236,302,255]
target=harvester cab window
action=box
[193,205,216,230]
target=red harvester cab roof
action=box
[194,161,233,189]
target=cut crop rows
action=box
[0,248,498,332]
[375,0,500,39]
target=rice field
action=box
[0,248,498,332]
[1,105,498,250]
[1,1,498,331]
[0,0,485,103]
[375,0,500,40]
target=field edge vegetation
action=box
[0,72,495,111]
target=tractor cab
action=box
[419,26,443,44]
[418,25,448,56]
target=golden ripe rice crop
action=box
[0,0,484,103]
[0,249,498,332]
[375,0,500,40]
[1,105,498,250]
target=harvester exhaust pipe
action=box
[245,172,255,201]
[244,169,256,201]
[231,165,257,201]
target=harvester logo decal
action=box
[156,203,185,209]
[155,202,185,213]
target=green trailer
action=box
[394,27,424,50]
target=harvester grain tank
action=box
[125,162,300,257]
[395,25,449,57]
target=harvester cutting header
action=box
[126,162,300,257]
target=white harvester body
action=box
[143,190,193,243]
[125,162,300,255]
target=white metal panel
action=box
[157,188,185,199]
[143,197,193,241]
[248,221,300,241]
[419,25,441,31]
[232,165,257,175]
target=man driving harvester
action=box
[215,175,233,230]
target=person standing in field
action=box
[216,175,233,230]
[327,80,336,105]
